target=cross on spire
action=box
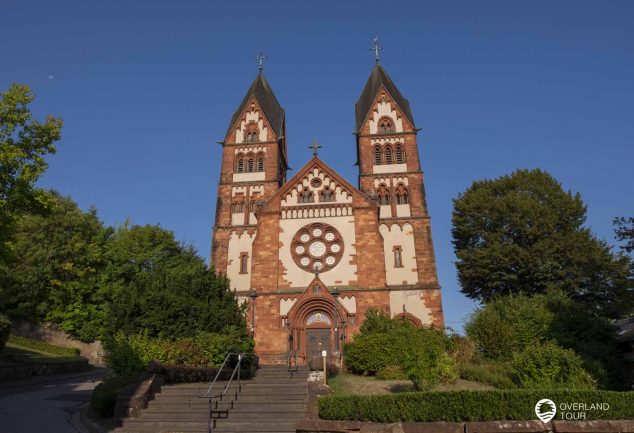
[255,51,267,71]
[370,37,383,64]
[308,139,322,157]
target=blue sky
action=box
[2,0,633,331]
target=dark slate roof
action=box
[355,64,415,132]
[224,72,285,140]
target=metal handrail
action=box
[286,349,298,378]
[199,352,245,432]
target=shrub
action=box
[104,329,255,376]
[376,365,408,380]
[0,315,10,352]
[318,390,634,422]
[511,341,596,389]
[358,309,404,335]
[91,376,135,417]
[345,326,457,390]
[7,335,80,357]
[458,360,516,389]
[465,293,554,361]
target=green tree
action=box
[0,190,110,341]
[102,223,246,339]
[614,216,634,253]
[452,169,634,318]
[0,84,62,265]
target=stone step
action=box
[119,419,297,432]
[155,390,306,400]
[159,381,307,393]
[138,410,305,420]
[144,401,306,413]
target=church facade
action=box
[211,63,444,365]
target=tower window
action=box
[385,145,393,164]
[379,118,393,134]
[374,146,382,165]
[232,201,245,213]
[394,246,403,268]
[378,184,390,205]
[247,157,254,172]
[396,183,409,204]
[256,153,264,171]
[395,145,405,164]
[236,153,245,173]
[239,252,249,274]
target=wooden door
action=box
[306,328,331,363]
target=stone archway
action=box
[286,278,348,365]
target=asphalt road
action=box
[0,368,109,433]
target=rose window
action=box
[291,223,344,273]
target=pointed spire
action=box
[224,72,285,141]
[354,64,415,132]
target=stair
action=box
[113,365,309,433]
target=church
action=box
[211,57,444,365]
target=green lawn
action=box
[328,372,494,396]
[0,336,82,365]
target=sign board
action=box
[321,350,327,357]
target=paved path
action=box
[0,367,109,433]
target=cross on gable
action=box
[308,139,322,157]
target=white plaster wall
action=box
[370,137,406,146]
[396,204,411,218]
[373,176,409,189]
[373,163,407,174]
[227,231,256,291]
[379,223,418,285]
[280,298,298,316]
[279,215,357,288]
[368,100,404,134]
[235,108,268,143]
[379,205,392,219]
[281,168,352,207]
[338,296,356,314]
[233,172,266,182]
[234,146,266,155]
[389,290,432,325]
[231,213,245,226]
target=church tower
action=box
[210,71,289,292]
[354,63,443,327]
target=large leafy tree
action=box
[452,169,634,318]
[0,190,110,341]
[0,84,62,265]
[614,216,634,254]
[102,223,246,339]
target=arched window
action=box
[395,183,409,205]
[374,146,382,165]
[300,187,313,204]
[395,145,405,164]
[232,201,245,213]
[378,184,390,206]
[236,153,245,173]
[320,186,333,202]
[240,253,249,274]
[379,118,393,134]
[247,154,254,172]
[256,152,264,171]
[394,246,403,268]
[385,145,393,164]
[250,200,257,212]
[244,122,259,143]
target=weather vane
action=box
[255,51,267,71]
[370,37,383,64]
[308,139,322,157]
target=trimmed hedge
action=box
[318,390,634,422]
[7,335,80,357]
[0,315,10,352]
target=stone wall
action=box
[11,321,105,365]
[296,419,634,433]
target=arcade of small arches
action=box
[377,182,410,206]
[374,143,406,165]
[231,194,262,214]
